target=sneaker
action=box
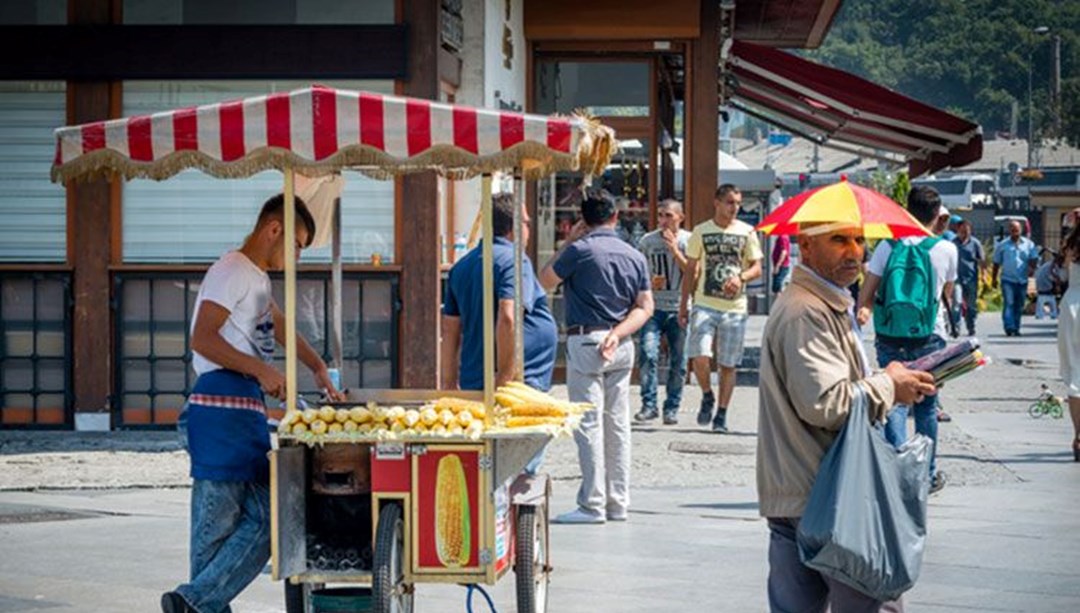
[606,509,628,522]
[662,412,678,425]
[711,408,728,433]
[552,508,605,524]
[633,408,659,422]
[697,392,715,426]
[929,471,947,495]
[161,592,194,613]
[936,408,952,423]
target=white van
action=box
[912,174,997,210]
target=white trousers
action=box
[566,332,635,517]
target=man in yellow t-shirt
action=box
[678,184,763,432]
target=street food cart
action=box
[51,85,615,613]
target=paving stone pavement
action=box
[0,313,1078,611]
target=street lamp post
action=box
[1028,26,1050,169]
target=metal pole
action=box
[512,176,525,382]
[1027,55,1034,168]
[481,175,495,421]
[330,195,343,370]
[283,169,298,415]
[1053,34,1062,139]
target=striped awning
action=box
[51,85,615,183]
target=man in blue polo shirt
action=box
[442,193,558,394]
[991,219,1039,336]
[540,190,653,524]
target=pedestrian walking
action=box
[771,233,791,294]
[540,190,653,524]
[1059,221,1080,462]
[679,184,763,433]
[163,194,344,613]
[1034,253,1065,320]
[951,220,985,336]
[991,220,1039,336]
[857,185,957,494]
[759,221,936,612]
[634,199,691,425]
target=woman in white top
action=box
[1057,218,1080,461]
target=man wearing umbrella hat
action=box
[758,220,936,610]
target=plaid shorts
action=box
[686,305,749,368]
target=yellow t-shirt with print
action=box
[686,219,764,314]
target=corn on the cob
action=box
[434,455,471,567]
[301,408,318,424]
[456,410,474,427]
[439,409,456,427]
[318,406,337,422]
[505,416,566,428]
[343,420,358,432]
[328,422,344,434]
[505,405,568,418]
[334,408,350,424]
[434,397,486,417]
[420,407,439,426]
[292,422,309,435]
[403,409,421,428]
[310,419,329,435]
[348,406,372,423]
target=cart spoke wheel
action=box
[515,504,549,613]
[374,503,413,613]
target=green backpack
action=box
[873,237,941,340]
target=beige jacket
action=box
[757,265,895,518]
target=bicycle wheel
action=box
[1052,402,1065,419]
[1029,402,1045,419]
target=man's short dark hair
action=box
[715,183,741,200]
[906,185,941,225]
[257,193,316,247]
[581,189,617,226]
[492,192,517,238]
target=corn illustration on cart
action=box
[51,85,616,613]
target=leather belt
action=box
[566,325,612,336]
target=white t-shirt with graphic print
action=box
[191,251,276,376]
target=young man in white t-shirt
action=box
[856,185,958,495]
[162,194,344,613]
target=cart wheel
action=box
[515,504,549,613]
[373,503,413,613]
[284,580,323,613]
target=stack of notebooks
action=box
[903,338,989,385]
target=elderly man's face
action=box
[798,227,866,288]
[1009,221,1022,241]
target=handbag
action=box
[796,383,932,602]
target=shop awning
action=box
[726,41,982,177]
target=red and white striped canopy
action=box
[51,85,615,183]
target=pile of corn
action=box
[278,397,487,441]
[493,382,588,430]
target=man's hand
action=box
[256,364,287,401]
[662,228,678,252]
[722,275,743,297]
[313,365,346,402]
[856,306,872,327]
[884,362,937,405]
[567,220,589,243]
[678,303,689,329]
[599,331,621,362]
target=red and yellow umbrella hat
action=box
[756,177,931,239]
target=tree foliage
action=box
[805,0,1080,146]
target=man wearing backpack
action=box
[857,185,958,494]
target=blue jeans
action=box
[772,266,790,294]
[638,309,687,416]
[876,335,946,478]
[176,419,270,613]
[1001,279,1027,333]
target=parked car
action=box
[913,173,998,210]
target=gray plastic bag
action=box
[796,384,932,602]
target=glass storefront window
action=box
[123,0,394,24]
[0,82,67,263]
[534,61,650,117]
[0,0,65,24]
[121,80,395,264]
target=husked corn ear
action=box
[434,455,471,567]
[386,406,406,422]
[391,420,407,434]
[420,407,439,426]
[334,409,350,424]
[281,411,301,426]
[456,410,474,427]
[343,420,358,432]
[431,423,448,436]
[301,408,319,424]
[465,421,484,439]
[292,422,309,435]
[506,416,566,428]
[508,405,568,418]
[434,397,487,417]
[318,406,337,422]
[348,406,372,423]
[403,409,421,428]
[439,409,456,427]
[310,420,329,435]
[328,422,344,434]
[448,423,464,436]
[356,422,373,434]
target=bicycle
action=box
[1029,384,1065,419]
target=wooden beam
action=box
[525,0,700,41]
[686,0,718,226]
[398,0,442,389]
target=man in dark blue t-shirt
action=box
[442,193,558,393]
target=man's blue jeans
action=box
[638,309,687,416]
[177,417,270,613]
[875,335,946,478]
[1001,279,1027,333]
